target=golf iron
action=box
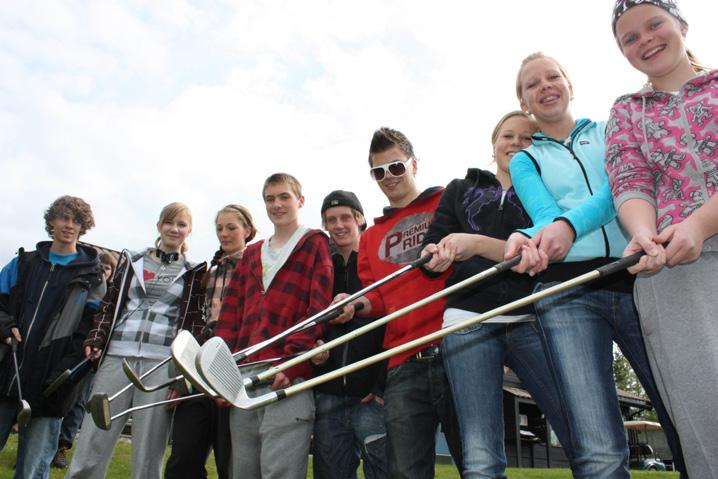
[11,338,31,428]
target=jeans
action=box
[0,400,62,479]
[383,357,462,479]
[313,391,387,479]
[442,321,572,478]
[534,284,648,479]
[58,373,94,449]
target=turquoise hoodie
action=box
[509,118,629,262]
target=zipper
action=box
[538,126,611,258]
[8,263,55,394]
[179,266,198,331]
[676,97,710,207]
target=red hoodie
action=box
[358,188,447,368]
[215,229,333,382]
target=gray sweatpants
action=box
[634,236,718,478]
[66,355,172,479]
[229,367,315,479]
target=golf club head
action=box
[16,400,31,428]
[196,337,280,410]
[86,392,111,430]
[43,369,71,397]
[121,358,176,393]
[171,330,216,396]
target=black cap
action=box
[321,190,364,216]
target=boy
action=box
[337,129,463,478]
[0,196,106,478]
[311,190,388,479]
[215,173,333,479]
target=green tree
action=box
[613,350,657,420]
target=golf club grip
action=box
[495,255,521,273]
[596,252,643,276]
[410,254,432,268]
[316,302,365,325]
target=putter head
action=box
[122,358,176,393]
[196,337,281,410]
[171,330,216,396]
[16,400,31,428]
[86,393,111,430]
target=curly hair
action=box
[44,195,95,238]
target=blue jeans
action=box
[313,391,388,479]
[442,321,572,478]
[534,284,646,479]
[383,357,462,479]
[0,400,62,479]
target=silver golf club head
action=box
[86,392,111,430]
[196,337,280,410]
[16,400,31,428]
[171,330,216,396]
[10,338,32,428]
[121,358,179,393]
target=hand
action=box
[505,232,547,276]
[655,218,705,266]
[270,372,290,391]
[329,294,369,324]
[4,328,21,345]
[360,393,384,406]
[422,244,452,273]
[624,229,665,274]
[310,340,329,366]
[165,388,182,409]
[534,221,574,262]
[214,397,232,408]
[438,233,480,262]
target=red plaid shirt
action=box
[215,229,333,382]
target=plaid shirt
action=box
[215,229,333,382]
[85,249,207,362]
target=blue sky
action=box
[1,0,716,264]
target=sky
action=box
[1,0,717,265]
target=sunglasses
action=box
[369,159,412,181]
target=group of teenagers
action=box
[0,0,716,478]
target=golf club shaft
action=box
[109,392,205,422]
[249,253,643,406]
[247,255,520,386]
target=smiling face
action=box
[324,206,361,251]
[215,211,249,256]
[518,57,573,124]
[263,181,304,228]
[157,212,192,253]
[370,145,419,208]
[493,115,537,174]
[615,4,690,87]
[50,212,82,248]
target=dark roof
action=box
[503,385,652,409]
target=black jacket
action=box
[314,250,386,398]
[0,242,106,417]
[422,168,537,315]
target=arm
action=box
[656,193,718,266]
[0,258,19,340]
[357,233,385,317]
[616,199,665,273]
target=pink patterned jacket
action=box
[606,69,718,232]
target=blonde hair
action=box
[216,204,257,242]
[262,173,302,199]
[155,202,192,253]
[515,52,572,102]
[490,111,538,145]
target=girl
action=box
[67,202,207,479]
[505,53,685,478]
[421,111,573,477]
[165,204,256,479]
[610,1,718,476]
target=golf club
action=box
[10,338,31,428]
[43,356,93,397]
[91,391,206,430]
[198,252,643,410]
[243,255,520,387]
[120,254,430,386]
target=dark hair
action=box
[44,195,95,238]
[98,252,117,277]
[368,127,415,166]
[262,173,302,199]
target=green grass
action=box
[0,433,680,478]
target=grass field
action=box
[0,434,680,478]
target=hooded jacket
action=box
[422,169,536,315]
[84,249,207,362]
[0,242,106,417]
[606,69,718,234]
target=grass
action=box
[0,434,680,478]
